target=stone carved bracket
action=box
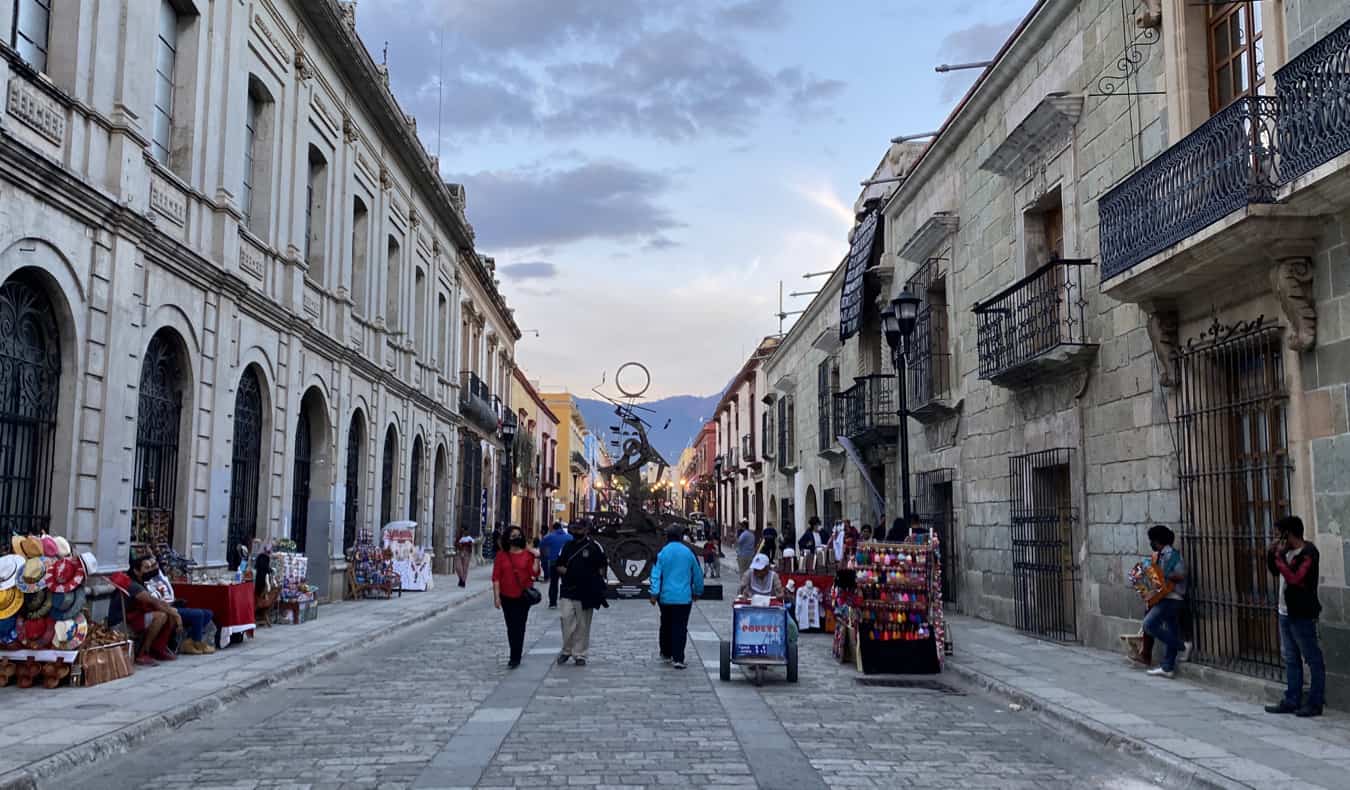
[1136,0,1161,30]
[1270,258,1317,352]
[1144,308,1179,388]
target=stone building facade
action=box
[712,336,779,543]
[0,0,519,597]
[509,370,559,539]
[743,0,1350,704]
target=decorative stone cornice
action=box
[980,92,1084,179]
[898,212,959,263]
[1269,249,1317,352]
[1143,307,1179,389]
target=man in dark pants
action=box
[649,526,705,669]
[539,522,572,608]
[1265,516,1325,717]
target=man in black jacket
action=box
[554,520,608,666]
[1265,516,1325,717]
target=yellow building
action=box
[540,390,589,521]
[510,371,560,539]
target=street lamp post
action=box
[499,417,517,533]
[881,285,923,526]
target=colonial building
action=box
[713,336,779,542]
[0,0,518,596]
[539,389,589,522]
[747,0,1350,704]
[509,370,559,539]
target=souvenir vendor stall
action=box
[782,573,834,632]
[347,528,399,599]
[174,579,256,649]
[270,550,318,624]
[831,536,947,675]
[0,535,133,688]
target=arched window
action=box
[227,366,264,568]
[351,197,369,314]
[385,235,401,330]
[343,413,364,551]
[0,273,61,543]
[414,267,426,353]
[290,406,312,552]
[380,425,397,525]
[409,435,423,521]
[132,331,185,548]
[437,293,448,370]
[305,145,329,281]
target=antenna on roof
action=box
[774,280,807,336]
[436,28,445,160]
[382,41,389,66]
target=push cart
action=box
[719,600,798,686]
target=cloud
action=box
[791,182,855,229]
[716,0,788,29]
[778,67,847,118]
[936,18,1019,100]
[501,262,559,280]
[644,236,681,252]
[447,161,680,249]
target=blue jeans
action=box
[1142,598,1184,671]
[1279,615,1325,708]
[174,605,214,642]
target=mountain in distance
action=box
[575,391,723,469]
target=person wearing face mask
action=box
[553,520,608,666]
[121,554,185,665]
[739,554,784,599]
[492,526,540,668]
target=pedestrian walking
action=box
[649,526,704,669]
[702,537,720,578]
[492,526,540,669]
[1265,516,1325,717]
[540,522,573,608]
[736,522,755,576]
[555,520,607,666]
[1142,525,1188,679]
[454,529,475,588]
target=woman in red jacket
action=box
[492,525,539,668]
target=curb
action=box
[0,587,491,790]
[943,659,1251,790]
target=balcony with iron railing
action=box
[1098,18,1350,303]
[906,260,955,421]
[832,374,899,447]
[973,259,1097,386]
[740,433,757,464]
[459,370,499,435]
[570,449,589,474]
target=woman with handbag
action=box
[492,526,541,668]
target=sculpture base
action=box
[605,581,724,600]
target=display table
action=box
[175,582,256,648]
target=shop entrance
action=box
[1175,316,1288,679]
[1010,449,1077,642]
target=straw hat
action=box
[79,552,98,577]
[0,555,24,591]
[44,556,85,594]
[16,557,49,593]
[50,587,85,619]
[53,536,71,558]
[51,613,88,651]
[23,589,52,618]
[19,536,42,559]
[0,589,23,620]
[20,616,53,649]
[40,536,58,558]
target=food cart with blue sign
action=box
[719,602,798,686]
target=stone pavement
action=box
[946,615,1350,790]
[52,594,1167,789]
[0,572,493,790]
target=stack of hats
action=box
[3,535,95,652]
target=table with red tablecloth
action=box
[782,573,836,632]
[174,582,256,648]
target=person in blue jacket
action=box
[648,525,705,669]
[539,522,573,608]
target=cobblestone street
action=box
[52,598,1165,789]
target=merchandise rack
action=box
[849,538,946,674]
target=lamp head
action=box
[886,286,922,350]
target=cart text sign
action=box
[732,607,787,660]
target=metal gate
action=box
[380,426,397,525]
[916,468,958,606]
[459,434,483,539]
[291,411,311,553]
[1010,448,1077,641]
[133,333,183,548]
[228,368,263,569]
[343,415,363,551]
[408,436,422,521]
[1175,315,1288,679]
[0,275,61,544]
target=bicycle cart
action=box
[719,601,798,686]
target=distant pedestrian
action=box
[799,517,823,572]
[761,524,778,562]
[702,537,720,578]
[540,522,573,608]
[555,520,608,666]
[454,529,475,588]
[492,526,540,669]
[736,522,755,576]
[649,526,705,669]
[1143,525,1187,679]
[885,516,907,542]
[860,524,874,543]
[1265,516,1324,717]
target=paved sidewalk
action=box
[0,573,492,790]
[947,615,1350,790]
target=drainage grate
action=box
[855,678,964,694]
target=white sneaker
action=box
[672,660,687,670]
[1179,641,1192,663]
[1147,667,1175,679]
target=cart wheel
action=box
[719,640,731,682]
[753,666,764,687]
[215,627,226,651]
[786,641,799,683]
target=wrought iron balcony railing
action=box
[1099,96,1280,280]
[740,433,757,463]
[1277,17,1350,185]
[458,370,499,433]
[570,450,589,474]
[833,374,899,446]
[973,259,1095,383]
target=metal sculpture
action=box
[582,363,693,588]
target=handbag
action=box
[510,553,542,607]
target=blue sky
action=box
[356,0,1031,399]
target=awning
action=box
[838,208,883,342]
